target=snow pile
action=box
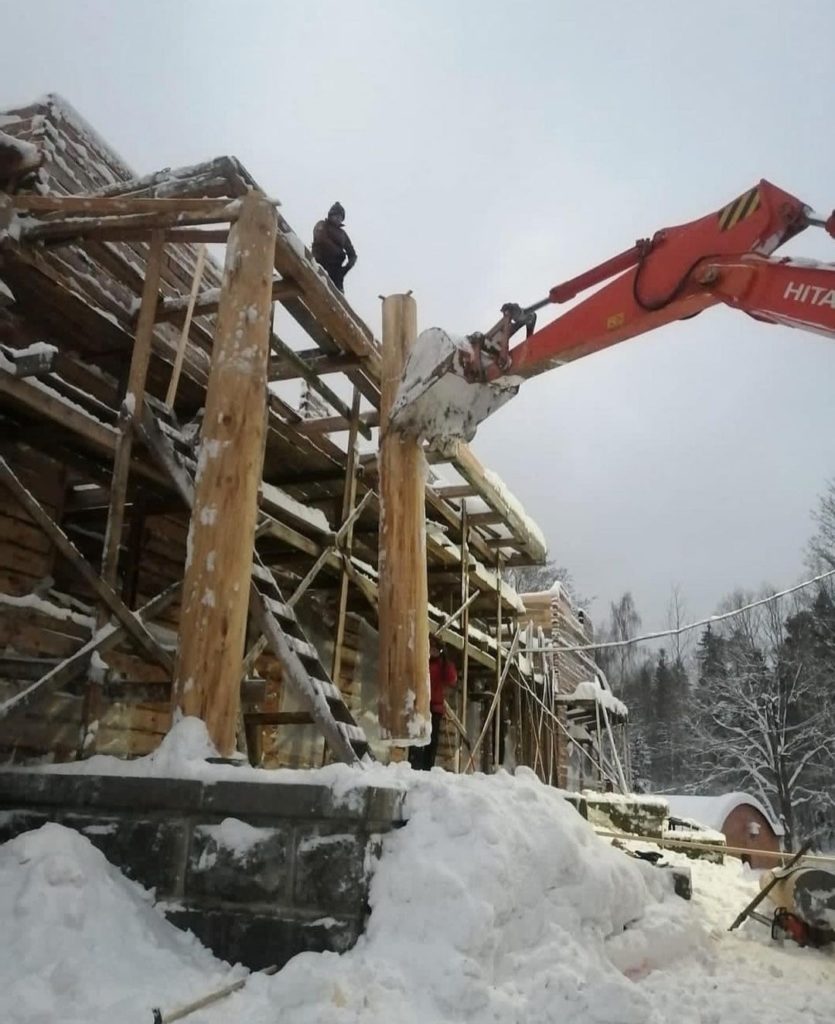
[31,716,407,808]
[3,758,833,1023]
[207,768,699,1023]
[0,128,40,170]
[0,823,237,1024]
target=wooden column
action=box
[457,505,470,772]
[377,294,430,746]
[331,387,362,689]
[173,192,278,755]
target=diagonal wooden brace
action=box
[0,457,173,674]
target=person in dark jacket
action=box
[409,640,458,771]
[311,202,357,292]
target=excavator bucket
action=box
[389,328,521,444]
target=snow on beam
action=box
[436,440,547,563]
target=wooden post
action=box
[331,388,361,688]
[377,294,430,747]
[172,193,277,755]
[493,554,503,769]
[458,504,470,772]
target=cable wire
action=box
[522,567,835,656]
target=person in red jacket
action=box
[409,639,457,770]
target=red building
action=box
[666,793,785,869]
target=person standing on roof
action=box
[409,639,458,771]
[311,202,357,292]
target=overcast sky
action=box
[7,1,835,631]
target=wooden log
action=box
[173,193,278,755]
[13,195,251,215]
[19,201,257,244]
[377,294,430,745]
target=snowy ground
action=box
[0,739,832,1024]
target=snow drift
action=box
[0,823,238,1024]
[208,766,701,1024]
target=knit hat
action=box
[328,202,345,219]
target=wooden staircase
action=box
[137,398,372,765]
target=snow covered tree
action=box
[807,477,835,571]
[691,589,835,849]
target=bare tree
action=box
[606,592,642,693]
[692,589,835,849]
[665,583,692,667]
[808,477,835,571]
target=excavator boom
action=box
[391,180,835,443]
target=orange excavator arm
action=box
[503,179,835,381]
[391,181,835,442]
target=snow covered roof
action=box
[665,793,785,837]
[559,678,628,720]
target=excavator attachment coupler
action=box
[388,327,521,444]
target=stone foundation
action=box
[0,770,406,969]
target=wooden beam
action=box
[12,195,253,215]
[19,200,259,244]
[0,457,173,672]
[269,352,362,381]
[467,511,505,526]
[154,277,299,325]
[0,370,117,457]
[268,336,370,440]
[377,293,430,745]
[173,192,278,756]
[433,484,478,500]
[294,411,379,436]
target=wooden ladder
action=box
[137,399,371,766]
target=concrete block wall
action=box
[0,770,406,969]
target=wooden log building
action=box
[0,95,617,786]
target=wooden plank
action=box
[467,511,505,526]
[433,484,479,500]
[173,193,277,756]
[331,389,361,688]
[0,457,173,673]
[164,243,206,407]
[377,294,430,745]
[294,411,379,436]
[101,231,165,593]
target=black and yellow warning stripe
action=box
[717,186,761,231]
